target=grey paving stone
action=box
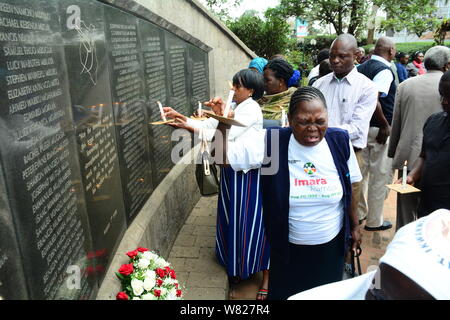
[193,225,216,237]
[185,257,225,274]
[194,236,216,248]
[185,215,198,225]
[176,271,190,289]
[183,287,227,300]
[196,216,217,226]
[169,257,187,272]
[199,247,216,259]
[174,234,197,247]
[178,224,196,236]
[190,207,216,217]
[170,246,200,259]
[187,272,228,288]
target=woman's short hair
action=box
[396,52,407,60]
[232,69,265,100]
[289,86,327,117]
[264,59,294,86]
[424,46,450,71]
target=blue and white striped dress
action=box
[187,97,270,279]
[216,166,270,279]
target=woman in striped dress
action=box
[164,69,270,299]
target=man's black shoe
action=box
[364,221,392,231]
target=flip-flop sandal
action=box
[256,289,268,300]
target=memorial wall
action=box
[0,0,209,299]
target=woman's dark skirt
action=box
[268,228,345,300]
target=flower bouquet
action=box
[116,247,183,300]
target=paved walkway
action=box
[168,195,228,300]
[168,185,398,300]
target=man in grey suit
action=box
[388,46,450,230]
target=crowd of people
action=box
[163,34,450,300]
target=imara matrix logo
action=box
[303,162,317,175]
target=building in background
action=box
[376,0,450,43]
[295,18,308,38]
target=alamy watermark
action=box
[169,128,280,175]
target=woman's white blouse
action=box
[185,98,263,141]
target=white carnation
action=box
[131,279,144,296]
[160,287,167,296]
[137,258,150,269]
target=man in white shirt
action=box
[313,34,378,218]
[356,37,396,231]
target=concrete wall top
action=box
[101,0,256,99]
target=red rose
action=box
[126,250,139,259]
[85,266,96,276]
[118,263,134,276]
[155,268,166,278]
[153,289,161,297]
[87,251,96,259]
[116,292,129,300]
[136,247,148,253]
[176,290,182,297]
[157,279,163,287]
[175,283,179,289]
[169,270,176,279]
[96,249,107,257]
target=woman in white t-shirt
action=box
[211,86,363,299]
[163,69,271,300]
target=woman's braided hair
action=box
[264,58,294,86]
[288,86,327,117]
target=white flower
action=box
[166,288,178,300]
[145,269,156,279]
[163,278,176,286]
[159,287,167,296]
[142,251,159,261]
[137,258,150,269]
[132,297,141,300]
[141,293,157,300]
[131,279,144,296]
[144,274,156,291]
[155,257,169,268]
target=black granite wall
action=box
[0,0,209,299]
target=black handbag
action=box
[195,130,220,196]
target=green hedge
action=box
[287,38,450,75]
[362,41,450,57]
